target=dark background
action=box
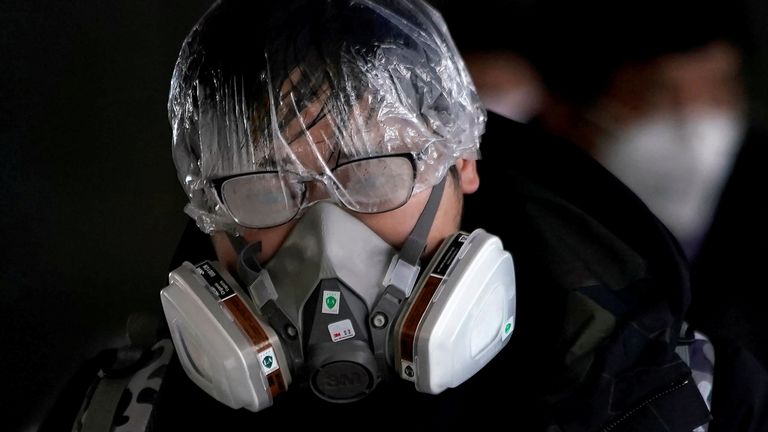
[1,1,766,431]
[0,1,212,430]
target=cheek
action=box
[218,181,459,270]
[242,221,297,263]
[212,222,297,274]
[353,179,461,255]
[354,190,430,249]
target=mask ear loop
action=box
[370,175,448,371]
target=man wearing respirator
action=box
[47,1,767,431]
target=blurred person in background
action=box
[433,1,545,124]
[462,50,545,123]
[439,0,768,368]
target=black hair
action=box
[170,0,455,164]
[434,0,751,107]
[532,0,750,107]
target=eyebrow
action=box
[287,109,332,154]
[283,82,333,146]
[283,97,328,146]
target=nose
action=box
[303,177,333,205]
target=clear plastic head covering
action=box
[169,0,486,233]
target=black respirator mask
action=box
[161,178,516,411]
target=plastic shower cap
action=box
[169,0,486,233]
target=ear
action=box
[454,158,479,194]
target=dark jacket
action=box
[688,121,768,368]
[462,112,767,431]
[42,113,767,431]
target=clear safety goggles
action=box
[211,153,421,229]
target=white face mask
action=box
[594,109,745,258]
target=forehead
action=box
[273,93,416,173]
[280,107,338,173]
